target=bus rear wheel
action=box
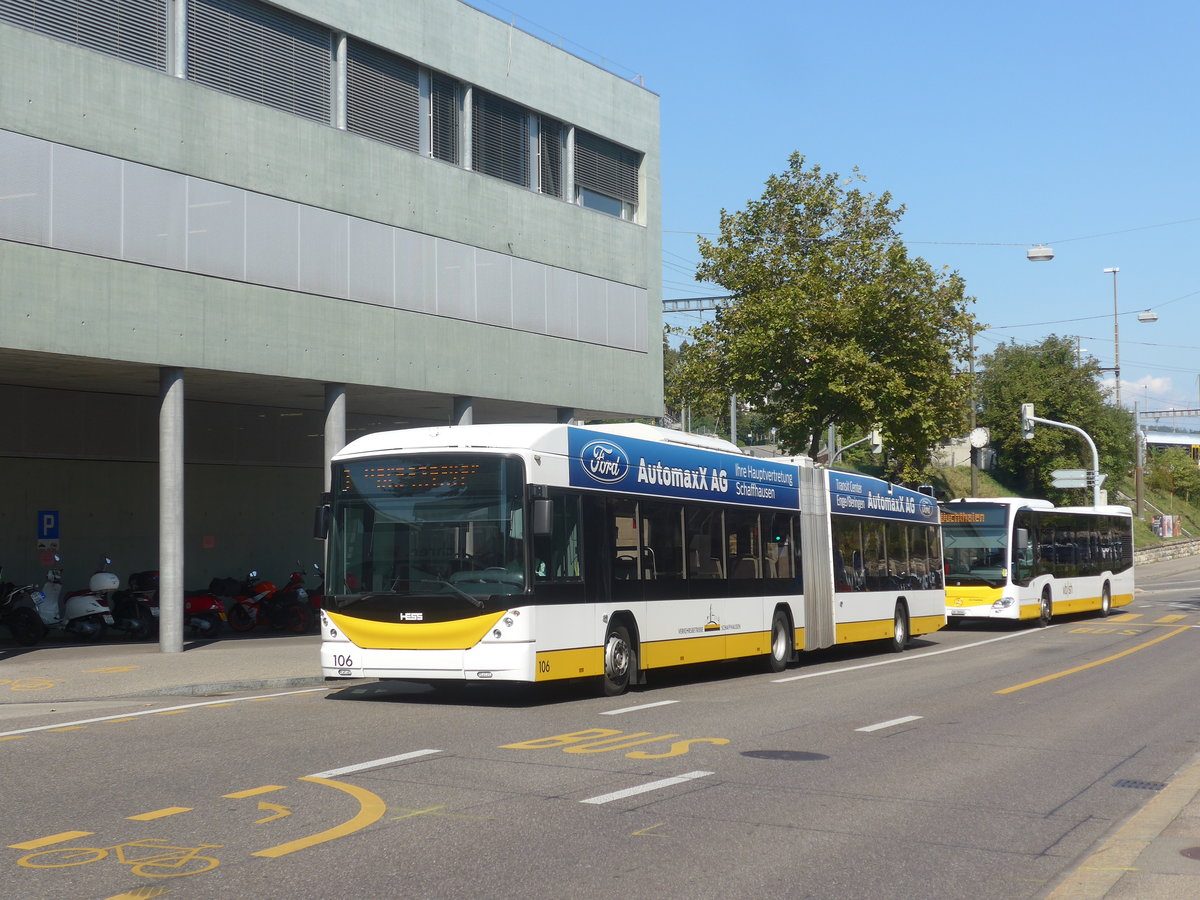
[602,624,634,696]
[766,609,791,673]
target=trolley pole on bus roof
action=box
[1020,404,1103,507]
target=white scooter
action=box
[28,556,114,642]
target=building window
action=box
[574,130,640,219]
[538,116,563,198]
[345,39,420,152]
[0,0,167,70]
[186,0,332,123]
[429,72,459,164]
[472,90,529,187]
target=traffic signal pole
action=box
[1020,403,1103,507]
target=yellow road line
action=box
[252,776,386,859]
[997,626,1191,694]
[1109,613,1140,622]
[1154,614,1187,623]
[8,831,94,851]
[127,807,192,821]
[224,785,287,799]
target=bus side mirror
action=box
[1015,527,1029,550]
[313,504,330,540]
[532,499,553,536]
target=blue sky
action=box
[468,0,1200,414]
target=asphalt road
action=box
[4,556,1200,899]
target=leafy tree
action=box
[676,153,977,482]
[976,335,1135,501]
[1146,447,1200,504]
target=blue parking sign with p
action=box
[38,510,59,540]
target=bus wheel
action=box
[1038,592,1052,627]
[766,609,791,673]
[1099,584,1112,618]
[889,603,909,653]
[602,624,634,696]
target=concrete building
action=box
[0,0,662,596]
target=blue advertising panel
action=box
[568,428,799,510]
[827,471,939,524]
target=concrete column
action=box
[452,396,474,426]
[556,407,575,424]
[159,367,184,653]
[323,384,347,493]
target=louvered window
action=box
[186,0,331,123]
[538,116,563,198]
[0,0,167,70]
[472,90,528,187]
[346,39,419,152]
[575,130,640,214]
[430,72,459,164]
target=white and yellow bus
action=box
[318,423,945,694]
[942,497,1134,627]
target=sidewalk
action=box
[0,632,327,704]
[3,633,1200,897]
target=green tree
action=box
[1146,447,1200,504]
[976,335,1135,501]
[677,153,977,482]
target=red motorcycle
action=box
[222,570,312,634]
[112,571,226,639]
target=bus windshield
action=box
[941,504,1010,587]
[328,455,527,604]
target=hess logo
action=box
[579,440,630,484]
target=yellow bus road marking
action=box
[104,888,168,899]
[83,666,140,674]
[0,735,26,742]
[127,807,192,821]
[223,786,287,799]
[1154,614,1188,623]
[9,831,94,851]
[633,823,667,836]
[252,776,386,859]
[153,710,188,716]
[254,802,291,824]
[997,625,1191,695]
[49,726,87,733]
[1109,613,1140,622]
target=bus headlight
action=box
[992,596,1016,611]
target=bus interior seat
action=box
[614,555,637,581]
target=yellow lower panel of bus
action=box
[911,614,945,636]
[534,646,604,681]
[1044,592,1135,617]
[946,585,1002,609]
[326,609,506,650]
[641,628,801,669]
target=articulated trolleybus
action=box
[942,497,1134,627]
[318,423,944,694]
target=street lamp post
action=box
[1104,266,1120,408]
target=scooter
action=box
[0,567,47,646]
[30,556,114,642]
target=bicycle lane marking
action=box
[252,751,441,859]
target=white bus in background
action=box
[318,423,945,695]
[942,497,1134,627]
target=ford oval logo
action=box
[919,497,936,519]
[579,439,630,484]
